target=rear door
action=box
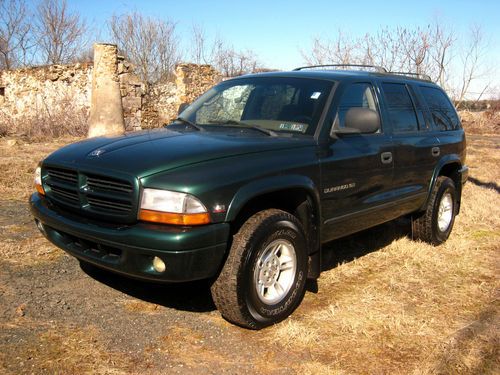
[417,85,465,165]
[320,81,394,242]
[377,81,438,212]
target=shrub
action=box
[0,95,89,142]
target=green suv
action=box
[30,65,468,329]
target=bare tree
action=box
[190,24,207,65]
[360,27,407,71]
[301,21,491,103]
[34,0,88,64]
[0,0,33,69]
[109,12,181,86]
[189,24,262,77]
[301,31,359,66]
[455,25,489,107]
[429,21,455,88]
[212,43,260,77]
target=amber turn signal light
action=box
[35,183,45,196]
[139,209,211,226]
[34,166,45,196]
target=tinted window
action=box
[382,83,418,133]
[186,77,332,135]
[336,83,378,129]
[407,85,430,130]
[419,86,460,131]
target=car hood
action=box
[44,128,316,178]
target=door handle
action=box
[381,151,393,164]
[431,147,440,157]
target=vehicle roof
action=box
[234,69,439,86]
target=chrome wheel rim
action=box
[437,192,453,232]
[253,239,297,304]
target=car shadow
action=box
[321,218,410,271]
[79,261,216,313]
[81,218,411,312]
[468,176,500,193]
[306,218,410,292]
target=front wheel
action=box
[211,209,308,329]
[412,176,457,245]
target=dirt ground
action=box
[0,133,498,374]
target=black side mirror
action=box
[331,107,380,137]
[178,102,190,115]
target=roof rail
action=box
[293,64,388,73]
[389,71,432,82]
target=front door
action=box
[320,82,394,242]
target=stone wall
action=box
[141,63,222,127]
[0,58,144,134]
[118,56,144,130]
[0,63,93,120]
[0,57,222,135]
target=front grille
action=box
[50,186,79,204]
[87,195,132,212]
[43,166,137,222]
[47,167,78,185]
[87,175,133,193]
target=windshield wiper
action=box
[207,119,277,137]
[170,116,205,132]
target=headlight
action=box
[138,188,210,225]
[34,165,45,195]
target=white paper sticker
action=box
[310,92,321,99]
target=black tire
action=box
[211,209,308,329]
[412,176,457,245]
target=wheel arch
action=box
[425,156,463,214]
[225,175,322,278]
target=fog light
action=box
[153,256,166,273]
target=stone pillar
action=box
[88,43,125,138]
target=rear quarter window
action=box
[419,86,460,131]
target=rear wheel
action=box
[412,176,457,245]
[211,209,308,329]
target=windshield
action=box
[178,77,333,136]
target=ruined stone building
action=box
[0,43,222,137]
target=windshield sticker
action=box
[310,92,321,99]
[279,123,307,133]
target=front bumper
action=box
[30,193,230,282]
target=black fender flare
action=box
[225,174,322,278]
[422,155,463,212]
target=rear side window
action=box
[381,83,418,133]
[419,86,460,131]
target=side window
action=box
[407,85,430,130]
[419,86,460,131]
[381,83,419,133]
[336,83,378,129]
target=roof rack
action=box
[293,64,388,73]
[388,71,432,82]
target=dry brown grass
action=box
[0,137,79,201]
[0,321,134,375]
[122,300,162,314]
[0,124,498,374]
[0,95,88,142]
[0,137,79,265]
[460,110,500,135]
[266,135,499,374]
